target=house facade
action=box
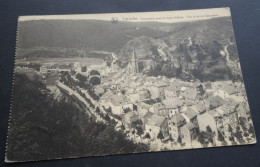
[145,114,168,139]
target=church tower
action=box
[129,48,139,73]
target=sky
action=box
[18,7,231,23]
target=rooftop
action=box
[184,122,196,130]
[138,101,152,109]
[100,90,115,100]
[192,103,206,113]
[163,98,183,109]
[153,102,166,110]
[146,114,166,127]
[210,96,224,108]
[221,85,238,95]
[171,115,186,127]
[110,94,132,106]
[143,111,154,124]
[182,108,198,119]
[181,88,198,100]
[124,111,138,122]
[165,83,181,92]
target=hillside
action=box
[114,17,240,81]
[117,17,235,61]
[16,17,240,81]
[17,17,233,54]
[6,73,148,162]
[17,19,167,53]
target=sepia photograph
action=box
[5,7,256,162]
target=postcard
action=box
[5,7,256,162]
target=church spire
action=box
[131,47,137,60]
[128,47,139,73]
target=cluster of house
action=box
[97,72,251,146]
[22,55,251,147]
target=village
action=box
[15,48,255,151]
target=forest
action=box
[6,73,148,162]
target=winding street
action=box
[57,81,123,130]
[57,82,106,123]
[224,38,235,63]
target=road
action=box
[224,38,235,63]
[57,81,123,129]
[57,82,106,123]
[81,88,123,129]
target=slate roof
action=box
[184,122,196,130]
[192,103,206,114]
[222,98,239,110]
[182,108,198,119]
[164,101,178,109]
[154,81,169,88]
[221,85,238,95]
[110,94,132,106]
[125,88,135,95]
[163,98,183,109]
[124,111,138,123]
[171,115,186,127]
[184,99,196,106]
[207,109,222,118]
[146,114,166,127]
[100,90,115,100]
[181,88,198,100]
[205,82,212,89]
[207,110,217,117]
[138,101,152,109]
[153,102,166,110]
[210,96,224,108]
[143,111,154,124]
[165,83,180,92]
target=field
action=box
[16,57,104,66]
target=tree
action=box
[228,124,233,134]
[206,126,215,145]
[217,130,225,143]
[132,130,136,139]
[90,70,100,76]
[89,76,101,85]
[198,127,215,147]
[217,131,228,146]
[104,114,110,121]
[109,119,117,127]
[131,119,143,129]
[106,61,111,67]
[206,125,213,133]
[157,130,164,141]
[248,124,255,138]
[95,107,100,114]
[121,125,125,131]
[145,133,151,139]
[136,126,144,137]
[76,73,88,83]
[133,104,137,111]
[177,135,182,144]
[177,135,185,146]
[234,126,243,142]
[229,136,235,144]
[236,126,241,132]
[7,73,150,161]
[239,117,248,131]
[71,70,76,75]
[197,84,205,94]
[105,107,112,113]
[123,107,131,114]
[121,89,126,95]
[169,134,174,142]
